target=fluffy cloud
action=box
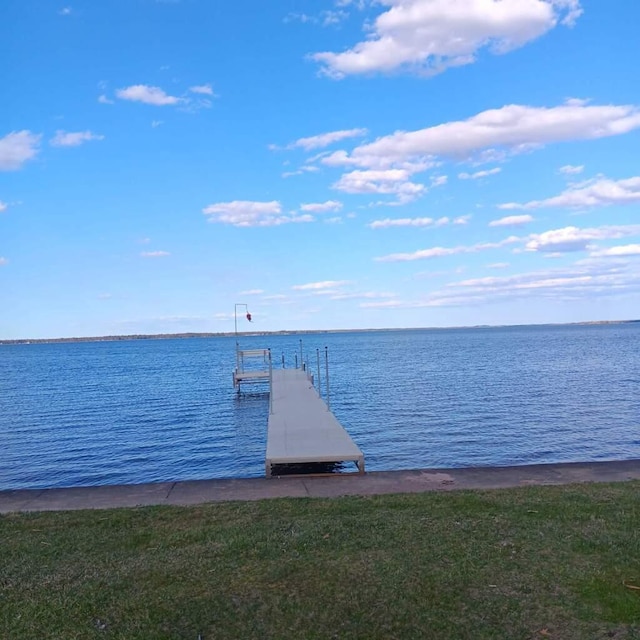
[141,251,170,257]
[458,167,502,180]
[0,201,7,213]
[373,223,640,262]
[312,0,582,78]
[300,200,343,213]
[365,259,640,309]
[438,261,640,305]
[590,244,640,258]
[189,84,215,95]
[116,85,183,106]
[0,130,41,170]
[489,214,534,227]
[50,130,104,147]
[369,216,451,228]
[331,291,397,301]
[559,164,584,175]
[239,289,265,295]
[324,102,640,170]
[525,225,640,252]
[499,176,640,210]
[98,95,115,104]
[203,200,313,227]
[285,128,368,151]
[292,280,351,291]
[333,168,425,202]
[376,235,520,261]
[0,257,8,266]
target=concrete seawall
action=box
[2,459,640,513]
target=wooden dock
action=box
[265,368,365,477]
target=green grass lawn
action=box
[2,482,640,639]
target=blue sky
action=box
[2,0,640,339]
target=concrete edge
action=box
[2,459,639,513]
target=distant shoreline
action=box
[1,320,638,345]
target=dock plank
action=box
[266,369,364,475]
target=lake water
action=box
[1,324,639,491]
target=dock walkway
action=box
[265,368,364,476]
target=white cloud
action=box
[98,94,114,104]
[0,257,8,266]
[369,216,436,229]
[487,262,510,269]
[375,235,520,261]
[458,167,502,180]
[366,257,640,309]
[312,0,582,78]
[285,8,353,27]
[333,168,425,203]
[239,289,265,295]
[331,291,397,301]
[151,120,163,128]
[141,251,170,257]
[453,215,471,225]
[372,222,640,263]
[526,225,640,252]
[116,85,183,106]
[360,300,407,309]
[559,164,584,175]
[325,101,640,170]
[436,260,640,306]
[59,7,72,15]
[322,9,349,25]
[590,244,640,258]
[203,200,313,227]
[262,294,290,301]
[292,280,351,291]
[50,130,104,147]
[189,84,215,95]
[0,130,41,171]
[0,201,7,213]
[300,200,343,213]
[286,128,368,151]
[499,176,640,210]
[282,165,320,178]
[489,214,534,227]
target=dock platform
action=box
[265,368,365,477]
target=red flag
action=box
[246,312,252,322]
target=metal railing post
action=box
[316,348,321,397]
[299,340,303,372]
[325,346,330,410]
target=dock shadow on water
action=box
[270,461,346,476]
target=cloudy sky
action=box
[2,0,640,339]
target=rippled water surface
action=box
[2,324,639,490]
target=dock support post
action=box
[299,340,303,372]
[325,346,330,411]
